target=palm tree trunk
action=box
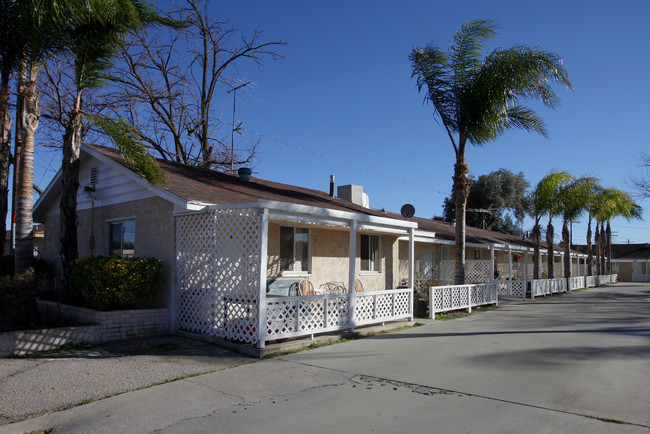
[606,222,612,274]
[562,220,571,278]
[600,222,606,275]
[14,79,39,274]
[0,83,11,271]
[453,155,471,284]
[532,222,541,279]
[586,215,593,276]
[59,104,83,294]
[594,224,601,275]
[546,221,554,278]
[11,64,26,260]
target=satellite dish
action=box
[400,203,415,220]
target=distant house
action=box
[4,224,45,258]
[610,244,650,282]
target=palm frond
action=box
[409,45,457,141]
[450,19,498,88]
[532,170,573,218]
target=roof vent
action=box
[238,167,252,182]
[90,166,98,186]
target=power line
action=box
[238,125,448,195]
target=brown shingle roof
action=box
[88,144,390,218]
[89,144,580,253]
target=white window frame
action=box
[279,226,311,275]
[360,233,381,273]
[106,218,135,257]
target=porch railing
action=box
[567,276,585,291]
[263,288,413,344]
[429,283,498,319]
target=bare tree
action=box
[105,0,284,170]
[629,151,650,199]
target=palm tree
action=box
[0,0,21,270]
[530,171,572,279]
[410,19,571,284]
[584,182,604,276]
[595,188,642,274]
[557,176,599,278]
[54,0,179,290]
[11,0,64,273]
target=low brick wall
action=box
[0,325,99,357]
[38,300,170,343]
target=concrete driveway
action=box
[5,282,649,433]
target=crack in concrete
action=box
[352,375,466,397]
[280,359,650,430]
[152,377,351,433]
[350,373,650,429]
[0,359,51,385]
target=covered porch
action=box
[174,200,417,349]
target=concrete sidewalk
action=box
[0,335,254,426]
[4,283,649,433]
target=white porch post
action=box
[348,219,357,332]
[490,244,495,282]
[256,208,269,349]
[171,214,177,334]
[508,246,513,281]
[408,227,415,321]
[524,251,530,280]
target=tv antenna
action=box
[228,81,250,173]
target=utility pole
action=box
[228,81,250,173]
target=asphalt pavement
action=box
[3,282,649,433]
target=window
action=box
[361,234,380,272]
[280,226,309,273]
[108,220,135,257]
[441,245,451,261]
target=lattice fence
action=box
[429,283,498,318]
[439,260,492,283]
[265,294,350,339]
[530,278,567,298]
[176,208,262,344]
[498,280,526,298]
[355,290,412,326]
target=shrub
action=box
[1,255,14,277]
[70,256,163,310]
[0,268,44,330]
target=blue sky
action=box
[34,0,650,244]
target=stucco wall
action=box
[266,222,400,291]
[42,197,175,308]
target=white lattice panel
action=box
[466,260,491,282]
[430,283,498,317]
[439,260,454,283]
[266,295,351,339]
[510,281,525,297]
[355,290,412,326]
[176,208,262,344]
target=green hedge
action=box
[70,256,163,311]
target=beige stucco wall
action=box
[266,222,400,291]
[42,197,175,308]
